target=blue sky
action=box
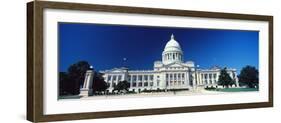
[59,22,259,74]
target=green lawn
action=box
[208,88,258,92]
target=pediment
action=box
[165,62,187,68]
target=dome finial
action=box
[171,34,174,40]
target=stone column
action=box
[209,73,212,85]
[173,73,174,87]
[204,73,207,86]
[79,69,94,97]
[121,74,123,82]
[217,72,220,82]
[167,53,169,60]
[141,74,145,88]
[196,70,199,86]
[197,73,200,85]
[168,73,172,89]
[136,75,139,91]
[185,72,189,87]
[234,72,239,87]
[194,71,197,87]
[177,73,179,86]
[110,76,113,92]
[176,73,178,86]
[130,75,133,88]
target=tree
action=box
[59,72,71,95]
[113,80,130,93]
[66,61,90,95]
[238,65,259,88]
[218,67,233,88]
[92,72,109,93]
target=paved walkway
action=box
[60,89,226,100]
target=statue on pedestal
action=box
[79,66,94,97]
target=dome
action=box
[164,34,182,53]
[162,34,184,65]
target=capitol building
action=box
[100,34,239,93]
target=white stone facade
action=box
[100,34,239,92]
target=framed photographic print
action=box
[27,1,273,122]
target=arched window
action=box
[173,53,175,60]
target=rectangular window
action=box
[128,75,131,81]
[133,75,137,81]
[138,75,142,81]
[144,82,148,86]
[138,82,142,87]
[132,82,136,87]
[113,76,116,81]
[150,75,154,80]
[150,82,153,86]
[144,75,148,81]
